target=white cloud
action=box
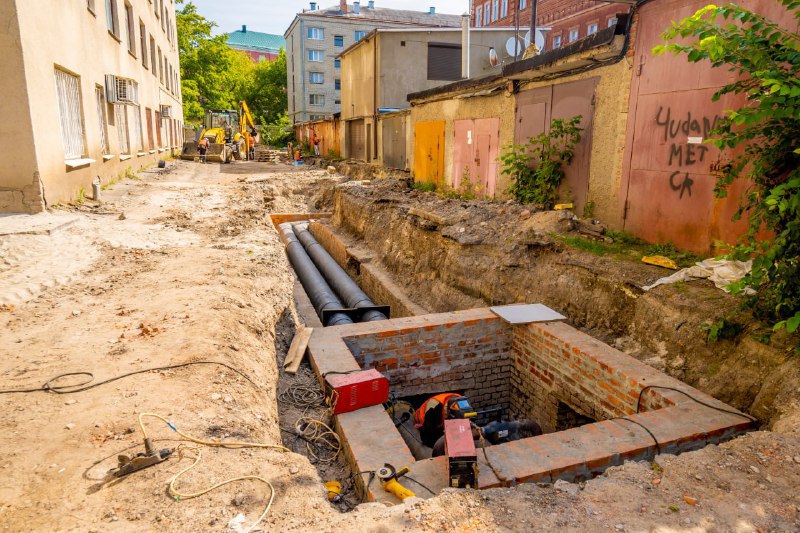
[186,0,471,36]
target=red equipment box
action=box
[444,419,478,488]
[326,369,389,415]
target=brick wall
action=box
[511,321,674,433]
[343,315,513,413]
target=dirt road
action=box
[1,158,799,532]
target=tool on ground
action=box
[444,419,478,488]
[325,480,342,502]
[325,368,389,415]
[113,438,172,477]
[376,463,415,501]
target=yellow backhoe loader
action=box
[181,101,256,163]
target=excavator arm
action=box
[239,101,256,132]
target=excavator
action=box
[181,101,256,163]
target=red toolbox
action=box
[326,369,389,415]
[444,419,478,488]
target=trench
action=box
[269,206,754,507]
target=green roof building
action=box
[227,25,286,62]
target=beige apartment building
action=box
[0,0,183,213]
[285,1,461,124]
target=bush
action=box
[499,116,583,208]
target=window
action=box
[161,2,166,31]
[140,22,148,68]
[427,43,461,81]
[309,72,324,84]
[483,2,490,25]
[608,16,618,27]
[308,49,323,62]
[587,23,598,35]
[334,35,344,47]
[569,28,579,42]
[158,47,163,83]
[355,31,368,41]
[308,27,324,40]
[475,6,482,27]
[114,104,130,154]
[310,114,325,121]
[309,94,324,106]
[501,0,508,18]
[553,35,562,49]
[150,36,157,78]
[335,79,341,90]
[54,68,85,159]
[131,105,143,152]
[334,99,340,105]
[492,0,498,22]
[124,3,136,55]
[520,0,526,9]
[95,86,109,154]
[88,0,96,14]
[334,58,341,68]
[154,0,159,18]
[106,0,120,38]
[145,107,154,150]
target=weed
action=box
[701,318,744,342]
[582,200,596,218]
[74,187,87,205]
[605,230,645,246]
[559,235,610,256]
[650,462,664,474]
[645,242,702,268]
[413,181,437,193]
[669,505,679,512]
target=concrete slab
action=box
[0,212,79,236]
[490,303,566,324]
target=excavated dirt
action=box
[330,179,800,429]
[1,159,799,531]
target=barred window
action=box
[54,68,86,159]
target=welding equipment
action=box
[325,369,389,415]
[376,463,415,501]
[444,419,478,489]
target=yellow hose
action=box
[139,413,289,532]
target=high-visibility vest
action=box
[414,393,461,428]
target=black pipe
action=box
[279,223,353,327]
[292,223,387,322]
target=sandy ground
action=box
[1,157,799,532]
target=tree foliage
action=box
[177,2,287,126]
[500,116,583,208]
[654,1,800,335]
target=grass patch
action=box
[559,231,703,268]
[412,181,437,193]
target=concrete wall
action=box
[0,0,42,212]
[1,0,182,212]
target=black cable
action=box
[0,361,259,395]
[612,416,661,455]
[403,475,436,496]
[321,369,361,378]
[636,385,758,423]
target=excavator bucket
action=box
[205,143,226,162]
[180,141,200,160]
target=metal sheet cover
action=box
[489,304,566,324]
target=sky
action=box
[187,0,471,36]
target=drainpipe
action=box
[529,0,538,52]
[292,223,388,322]
[300,18,307,123]
[461,13,470,79]
[373,31,378,162]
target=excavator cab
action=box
[181,104,254,163]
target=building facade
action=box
[340,27,519,164]
[0,0,183,213]
[471,0,628,53]
[285,1,461,124]
[227,25,286,62]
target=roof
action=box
[302,4,461,27]
[227,29,286,52]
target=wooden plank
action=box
[284,325,313,374]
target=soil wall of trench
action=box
[330,183,799,428]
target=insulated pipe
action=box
[292,223,388,322]
[279,223,353,327]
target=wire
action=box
[292,416,342,463]
[138,413,289,533]
[403,475,436,496]
[0,361,259,395]
[611,416,661,454]
[635,385,758,423]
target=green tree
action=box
[654,1,800,335]
[244,49,288,126]
[177,2,255,123]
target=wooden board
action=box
[284,325,313,374]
